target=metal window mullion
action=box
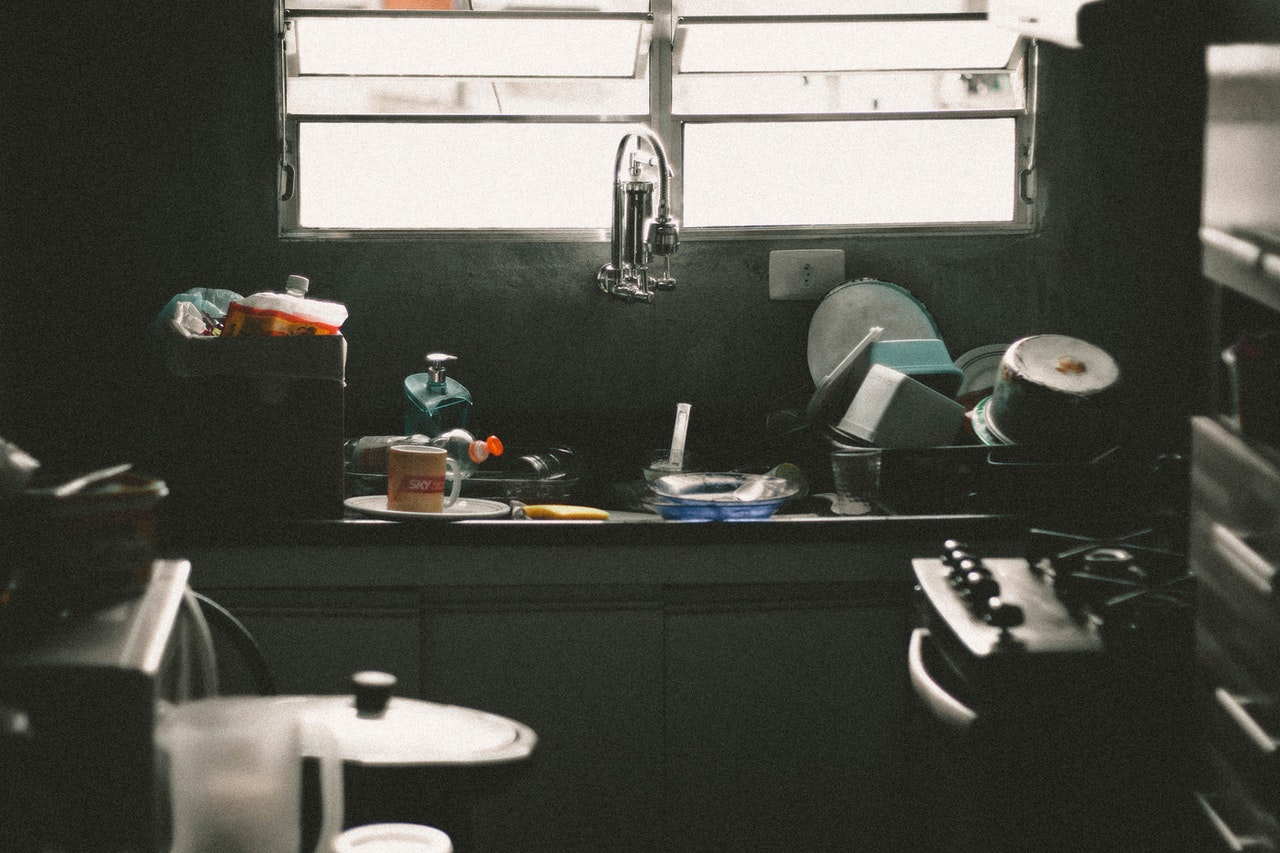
[652,0,681,222]
[280,116,301,235]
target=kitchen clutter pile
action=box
[151,275,347,340]
[0,437,168,644]
[804,278,1124,454]
[150,275,590,521]
[790,278,1189,522]
[142,273,1142,521]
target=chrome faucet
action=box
[596,129,679,304]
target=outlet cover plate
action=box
[769,250,846,301]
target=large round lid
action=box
[172,674,538,768]
[305,695,536,767]
[302,671,537,767]
[807,280,941,384]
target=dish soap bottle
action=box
[431,428,504,479]
[403,353,473,437]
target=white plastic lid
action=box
[331,823,452,853]
[304,695,536,766]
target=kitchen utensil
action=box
[642,494,791,521]
[954,344,1010,407]
[867,338,964,398]
[804,326,882,426]
[643,448,703,483]
[807,279,942,384]
[46,462,133,498]
[648,472,799,502]
[828,364,966,448]
[969,395,1012,446]
[157,697,344,853]
[644,472,799,520]
[830,447,883,516]
[330,823,453,853]
[387,445,461,513]
[987,334,1121,448]
[667,402,692,470]
[343,495,510,521]
[299,672,538,767]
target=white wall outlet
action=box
[768,250,846,301]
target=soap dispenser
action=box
[403,353,473,437]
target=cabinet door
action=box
[663,584,911,853]
[199,587,421,696]
[420,584,665,853]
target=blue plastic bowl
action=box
[642,495,787,522]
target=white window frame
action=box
[276,2,1038,241]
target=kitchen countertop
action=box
[159,444,1189,590]
[168,512,1025,591]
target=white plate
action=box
[344,495,511,521]
[807,280,941,384]
[954,344,1010,399]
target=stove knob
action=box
[942,540,974,568]
[963,572,1000,607]
[984,598,1025,630]
[949,558,981,585]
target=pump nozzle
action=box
[424,353,457,385]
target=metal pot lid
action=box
[303,695,537,767]
[807,280,941,385]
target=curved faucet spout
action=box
[597,128,679,303]
[613,131,674,222]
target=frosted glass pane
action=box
[293,16,646,77]
[677,0,982,12]
[678,21,1017,73]
[673,70,1020,115]
[682,119,1016,227]
[288,76,649,115]
[469,0,648,8]
[297,123,626,228]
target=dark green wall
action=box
[0,2,1210,481]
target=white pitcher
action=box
[157,697,343,853]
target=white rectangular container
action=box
[834,363,966,448]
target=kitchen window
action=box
[279,0,1034,238]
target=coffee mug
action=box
[387,445,461,513]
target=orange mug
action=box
[387,445,461,513]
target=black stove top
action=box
[912,528,1195,699]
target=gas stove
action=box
[908,530,1200,852]
[912,528,1196,702]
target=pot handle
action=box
[300,712,344,853]
[908,628,977,731]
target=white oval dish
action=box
[343,495,510,521]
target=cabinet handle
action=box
[1195,791,1277,852]
[907,628,977,731]
[1216,687,1280,759]
[1212,523,1276,595]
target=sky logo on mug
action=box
[398,475,445,495]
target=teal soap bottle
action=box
[404,353,473,437]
